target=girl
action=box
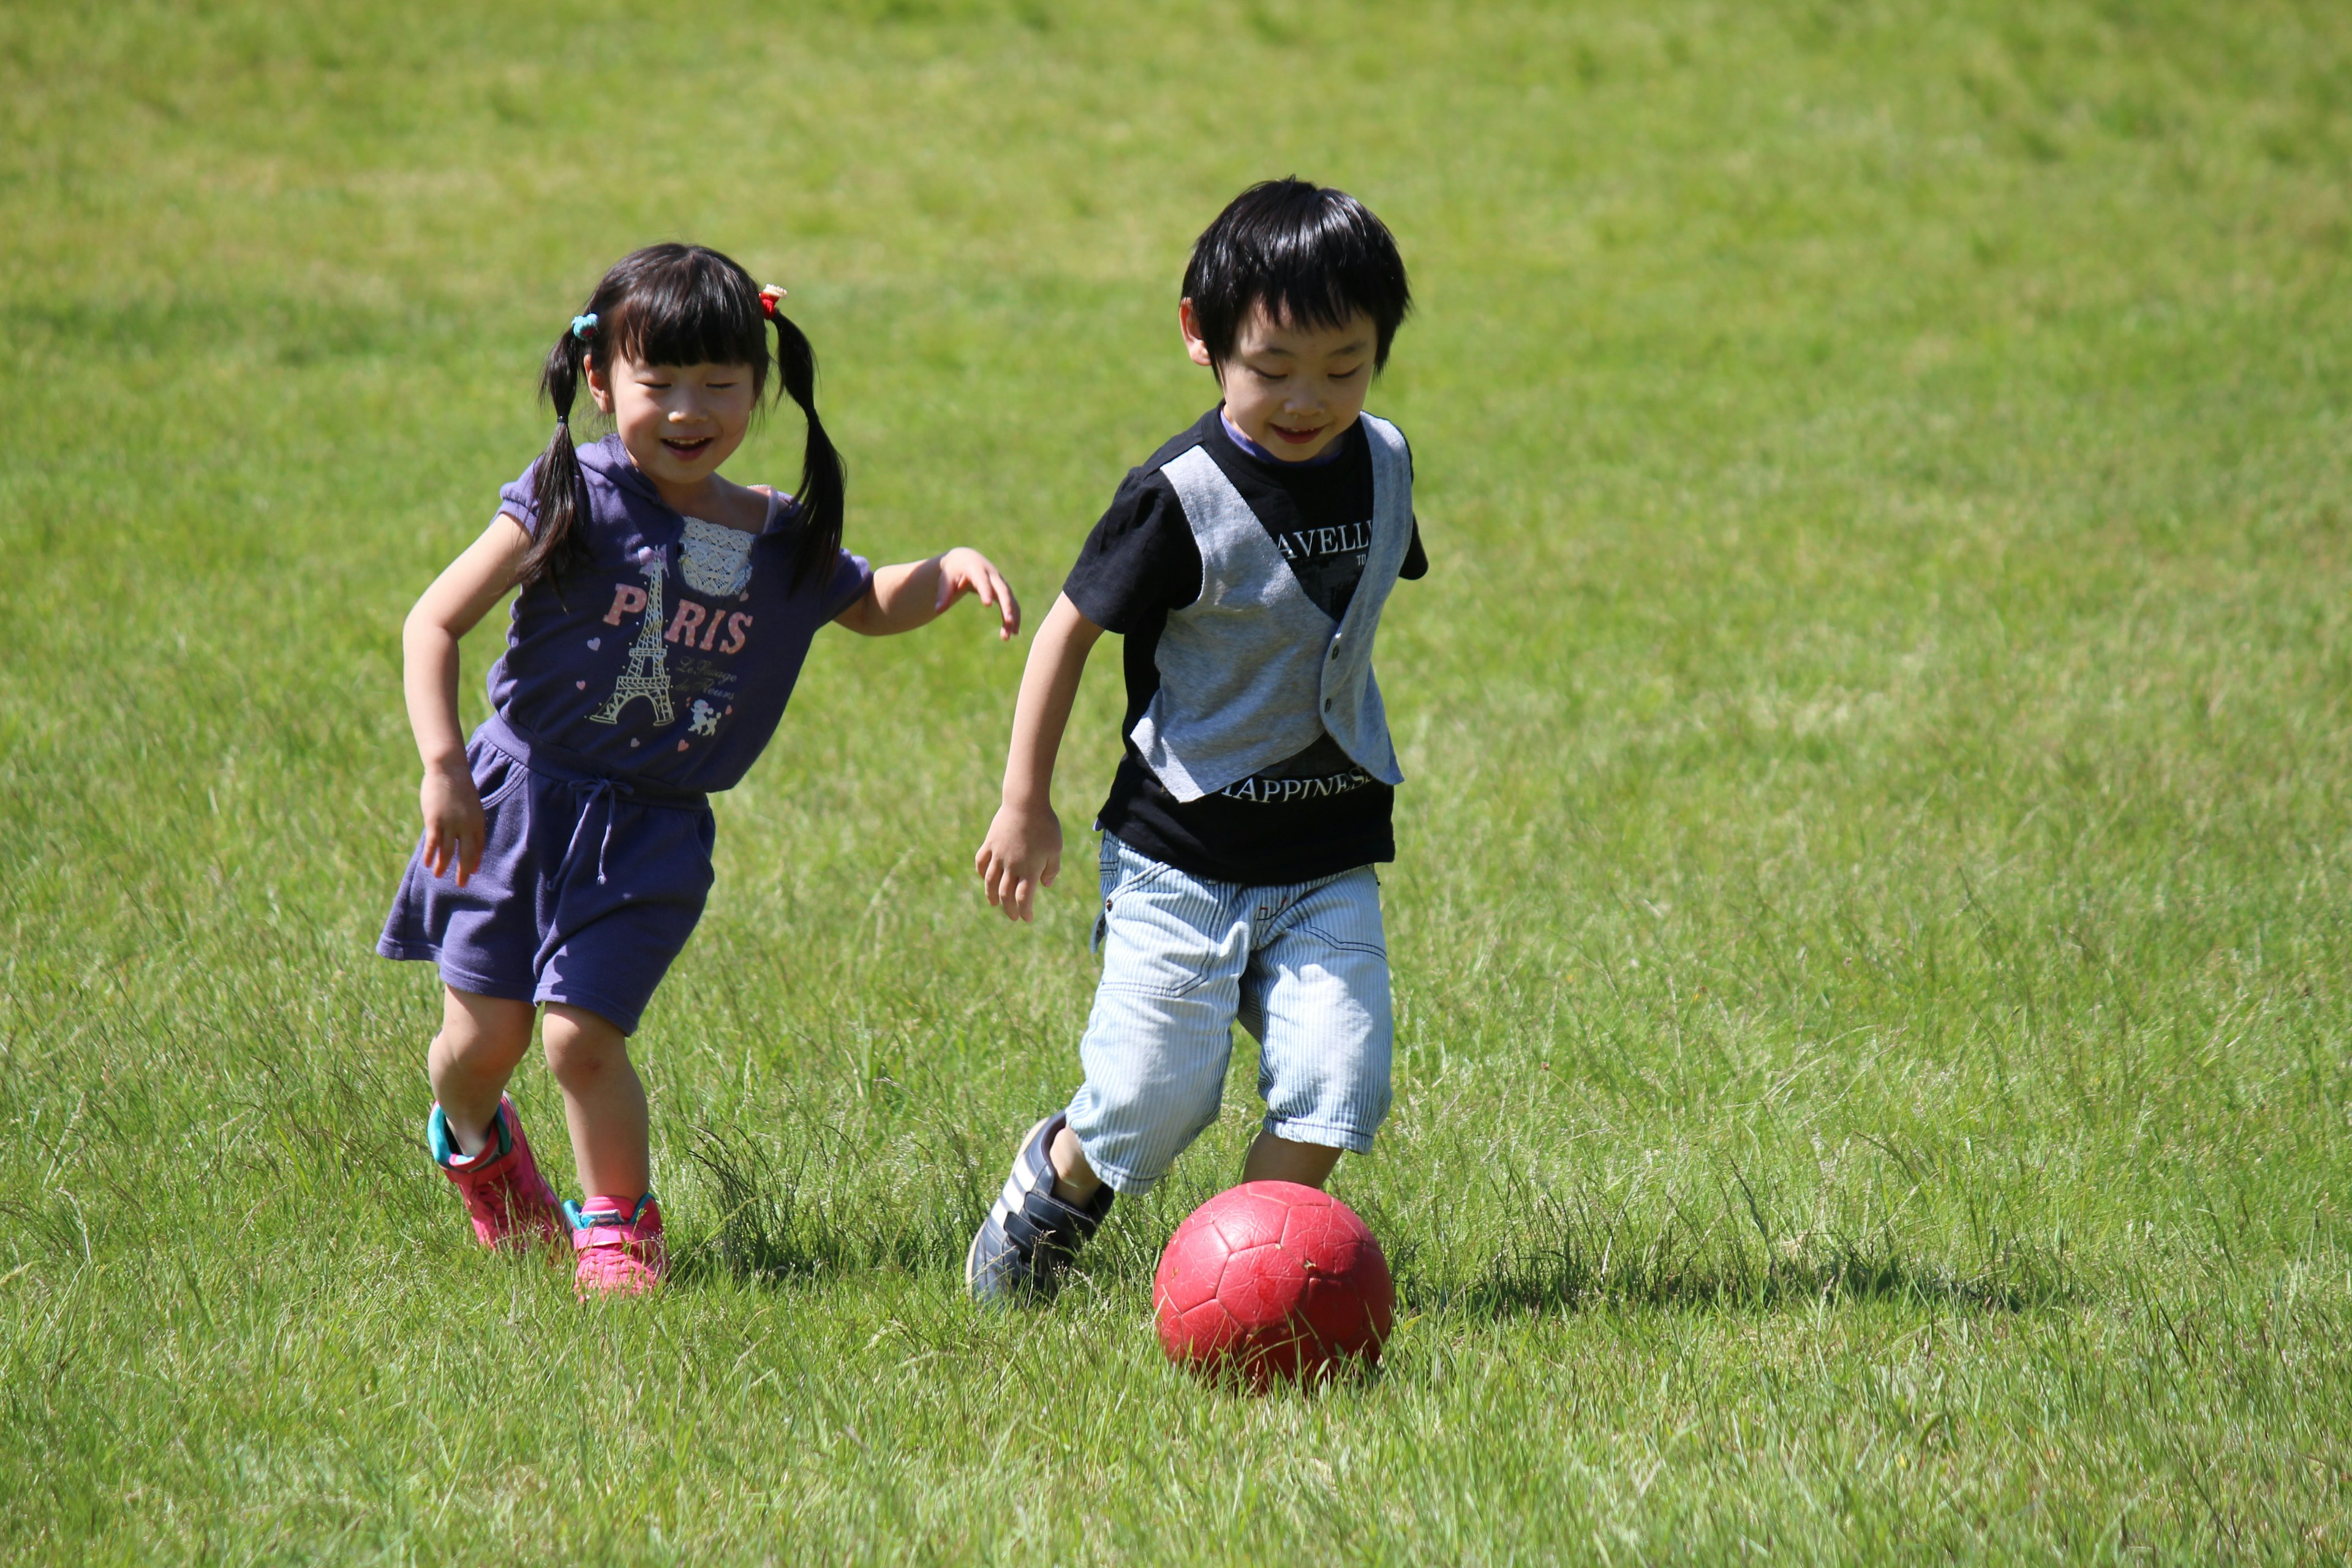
[379,243,1018,1294]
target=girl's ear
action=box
[584,353,615,417]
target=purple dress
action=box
[379,435,872,1033]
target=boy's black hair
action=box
[523,243,846,590]
[1181,178,1411,371]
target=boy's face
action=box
[1182,298,1375,464]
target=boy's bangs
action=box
[1236,198,1408,344]
[1256,272,1378,340]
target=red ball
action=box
[1153,1180,1395,1389]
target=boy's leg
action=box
[1061,854,1253,1194]
[541,1001,663,1294]
[968,840,1251,1300]
[1052,1017,1332,1194]
[1239,865,1393,1184]
[1047,1122,1105,1204]
[1240,1130,1343,1188]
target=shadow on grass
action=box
[662,1128,2075,1320]
[667,1121,984,1287]
[1392,1162,2075,1320]
[668,1123,859,1286]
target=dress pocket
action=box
[471,743,529,812]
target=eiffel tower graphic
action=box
[589,556,675,727]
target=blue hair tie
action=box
[571,313,598,341]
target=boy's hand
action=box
[933,547,1021,641]
[974,592,1101,924]
[975,801,1061,922]
[420,759,487,887]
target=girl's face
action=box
[1182,299,1376,464]
[586,352,758,506]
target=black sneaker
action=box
[965,1112,1115,1302]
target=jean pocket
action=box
[1093,840,1163,956]
[1098,835,1158,902]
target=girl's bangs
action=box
[601,260,767,374]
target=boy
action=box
[967,178,1426,1299]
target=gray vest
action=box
[1128,413,1413,802]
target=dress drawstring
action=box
[561,776,619,886]
[473,715,709,892]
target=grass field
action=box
[6,0,2352,1560]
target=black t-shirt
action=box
[1061,407,1427,885]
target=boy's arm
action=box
[974,592,1105,922]
[404,513,530,886]
[834,548,1019,639]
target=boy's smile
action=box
[586,352,757,513]
[1182,300,1376,464]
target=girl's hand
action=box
[933,547,1021,641]
[420,758,488,887]
[975,799,1061,922]
[834,548,1022,638]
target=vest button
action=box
[1323,698,1334,710]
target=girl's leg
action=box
[427,986,537,1154]
[541,1002,650,1199]
[424,985,563,1250]
[542,1003,663,1294]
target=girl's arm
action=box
[834,548,1020,639]
[974,592,1105,922]
[404,514,531,887]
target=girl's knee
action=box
[432,988,534,1074]
[541,1003,628,1084]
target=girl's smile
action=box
[585,352,758,514]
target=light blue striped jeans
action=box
[1064,833,1395,1195]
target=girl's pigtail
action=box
[519,321,595,589]
[769,309,847,587]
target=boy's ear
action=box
[1178,298,1218,372]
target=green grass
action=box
[6,0,2352,1559]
